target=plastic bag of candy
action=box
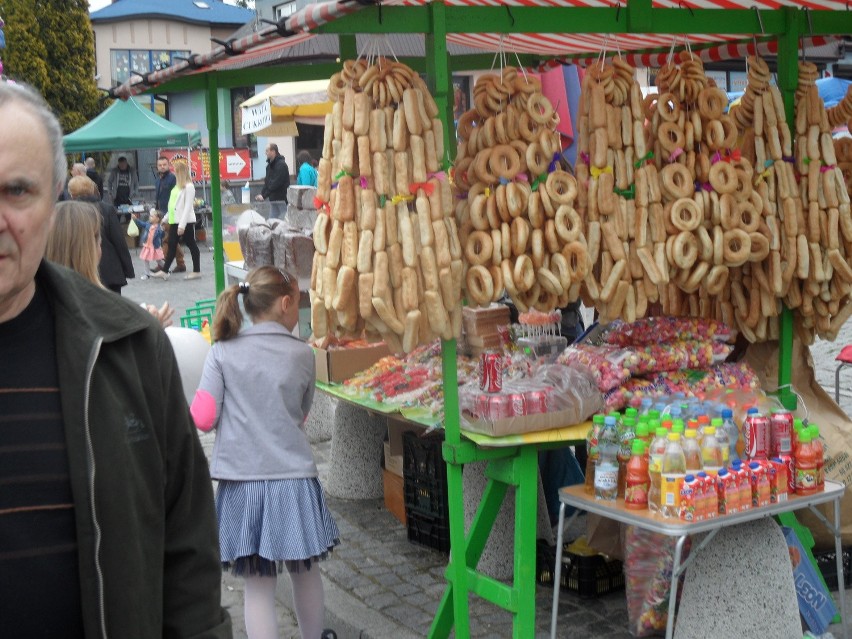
[603,378,659,412]
[625,341,733,377]
[556,344,637,393]
[624,526,692,637]
[605,317,733,348]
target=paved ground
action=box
[123,246,852,638]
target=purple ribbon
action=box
[782,156,796,163]
[580,151,590,166]
[820,164,837,173]
[548,152,562,174]
[359,175,369,189]
[710,151,722,164]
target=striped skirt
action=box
[216,478,340,576]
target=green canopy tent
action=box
[63,97,201,152]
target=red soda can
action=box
[744,410,769,460]
[487,394,512,420]
[479,351,503,393]
[510,393,528,416]
[770,410,793,456]
[474,394,490,419]
[524,390,549,414]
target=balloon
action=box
[165,326,211,405]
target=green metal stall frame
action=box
[145,3,852,635]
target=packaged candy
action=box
[556,344,636,393]
[605,317,733,347]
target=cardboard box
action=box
[783,526,838,635]
[314,343,391,383]
[461,407,584,437]
[384,441,403,477]
[383,468,406,526]
[387,417,425,457]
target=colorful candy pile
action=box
[556,344,637,393]
[604,316,733,347]
[625,340,733,376]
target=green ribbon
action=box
[634,151,654,168]
[334,169,352,180]
[613,184,635,200]
[379,194,387,208]
[803,157,812,165]
[530,172,548,192]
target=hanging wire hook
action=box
[750,6,766,55]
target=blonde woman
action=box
[46,201,104,286]
[153,161,201,280]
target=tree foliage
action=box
[0,0,102,133]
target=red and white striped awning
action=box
[113,0,845,98]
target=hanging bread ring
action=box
[719,194,741,231]
[722,228,751,266]
[704,120,726,150]
[518,112,542,142]
[527,93,555,125]
[554,205,582,243]
[670,198,703,232]
[733,168,753,202]
[657,92,681,122]
[738,202,761,233]
[660,163,695,199]
[465,230,493,266]
[673,231,699,270]
[709,162,737,194]
[720,115,738,149]
[697,87,727,120]
[550,252,573,290]
[511,217,531,256]
[704,264,729,296]
[457,110,478,142]
[546,171,578,204]
[658,122,685,154]
[526,142,550,176]
[488,145,521,181]
[748,232,770,262]
[561,241,589,282]
[513,254,536,292]
[466,265,494,306]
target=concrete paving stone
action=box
[375,571,403,588]
[401,591,436,609]
[368,591,402,611]
[389,581,422,597]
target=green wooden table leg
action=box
[513,445,539,637]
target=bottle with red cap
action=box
[795,430,819,495]
[809,425,825,491]
[625,439,650,510]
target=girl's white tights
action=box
[243,569,325,639]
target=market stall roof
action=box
[239,79,333,135]
[63,98,202,153]
[113,0,846,99]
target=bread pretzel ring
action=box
[661,163,695,200]
[554,205,582,243]
[643,93,660,121]
[521,281,543,311]
[474,148,497,184]
[720,115,738,149]
[537,267,564,296]
[561,241,589,282]
[502,258,519,297]
[466,265,494,306]
[488,264,504,300]
[673,231,699,270]
[657,92,681,122]
[658,122,685,154]
[528,196,545,229]
[539,129,558,159]
[705,120,726,150]
[518,112,542,143]
[506,182,527,219]
[469,194,490,231]
[465,230,493,266]
[738,202,761,233]
[513,254,536,292]
[457,110,478,142]
[527,93,555,125]
[544,219,560,254]
[698,87,727,120]
[530,229,545,268]
[488,144,521,180]
[546,170,578,204]
[526,142,550,176]
[733,168,753,202]
[722,228,751,266]
[511,217,530,256]
[670,197,703,232]
[550,252,573,289]
[748,232,770,262]
[709,161,737,194]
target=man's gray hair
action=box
[85,157,96,169]
[0,82,66,194]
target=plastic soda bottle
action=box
[648,427,669,514]
[625,440,650,510]
[711,418,730,466]
[661,433,686,518]
[809,425,825,490]
[795,430,818,495]
[683,429,703,474]
[700,426,723,476]
[635,422,651,455]
[721,408,740,463]
[749,461,770,507]
[640,397,653,415]
[584,414,605,495]
[792,418,805,456]
[594,416,620,501]
[617,416,637,498]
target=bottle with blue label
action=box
[721,408,740,463]
[594,416,620,501]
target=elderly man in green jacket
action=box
[0,81,231,638]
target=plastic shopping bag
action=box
[127,218,139,237]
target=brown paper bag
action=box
[744,339,852,549]
[586,513,626,561]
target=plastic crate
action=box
[406,510,450,554]
[402,430,446,484]
[536,541,624,598]
[815,547,852,590]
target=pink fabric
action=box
[540,65,573,149]
[190,389,217,432]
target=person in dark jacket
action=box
[0,79,231,639]
[68,175,135,294]
[256,143,290,218]
[155,156,185,272]
[85,157,103,199]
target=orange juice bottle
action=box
[795,430,819,495]
[808,425,825,491]
[625,440,650,510]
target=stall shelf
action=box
[551,481,848,639]
[111,1,852,636]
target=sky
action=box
[88,0,251,10]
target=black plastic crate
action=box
[402,430,446,484]
[406,510,450,554]
[536,540,624,598]
[815,547,852,590]
[404,475,448,519]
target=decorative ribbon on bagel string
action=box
[695,181,713,192]
[755,167,773,185]
[331,169,352,189]
[668,147,684,163]
[530,173,548,192]
[391,193,415,205]
[710,150,723,165]
[378,194,387,208]
[548,152,562,174]
[409,181,435,196]
[579,151,590,166]
[313,196,330,212]
[427,171,446,182]
[722,148,741,163]
[613,184,636,200]
[359,176,369,189]
[634,150,654,168]
[590,165,613,179]
[820,163,837,173]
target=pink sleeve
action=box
[190,389,218,432]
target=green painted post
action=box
[338,34,357,62]
[205,74,225,295]
[513,446,539,636]
[775,7,799,411]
